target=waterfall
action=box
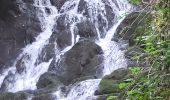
[0,0,133,99]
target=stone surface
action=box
[52,14,73,50]
[76,20,98,39]
[49,39,104,85]
[0,71,15,92]
[50,0,67,11]
[0,92,30,100]
[0,0,42,70]
[32,93,55,100]
[36,72,62,89]
[77,0,116,38]
[113,12,151,46]
[113,12,151,68]
[96,68,129,95]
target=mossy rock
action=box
[104,68,129,80]
[96,68,129,96]
[98,79,121,95]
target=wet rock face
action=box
[0,1,42,69]
[104,4,116,29]
[0,71,15,92]
[49,39,104,85]
[50,0,67,10]
[22,0,34,4]
[0,92,30,100]
[52,14,72,50]
[32,93,56,100]
[0,0,20,20]
[76,20,98,39]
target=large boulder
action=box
[95,68,130,100]
[96,68,129,95]
[0,0,42,70]
[49,39,104,85]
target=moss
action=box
[99,79,121,94]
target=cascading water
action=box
[0,0,133,99]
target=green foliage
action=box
[129,67,142,75]
[107,96,117,100]
[119,0,170,99]
[128,0,141,5]
[119,83,130,89]
[105,1,169,100]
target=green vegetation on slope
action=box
[107,0,170,100]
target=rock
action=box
[32,93,56,100]
[0,0,20,20]
[76,20,98,39]
[98,79,121,95]
[103,68,129,80]
[50,0,67,11]
[112,12,151,68]
[49,39,104,85]
[113,12,151,46]
[96,68,129,95]
[0,1,42,70]
[104,3,116,29]
[36,43,55,65]
[78,0,89,17]
[22,0,34,4]
[52,14,73,50]
[0,92,30,100]
[0,71,15,92]
[77,0,115,38]
[36,72,62,89]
